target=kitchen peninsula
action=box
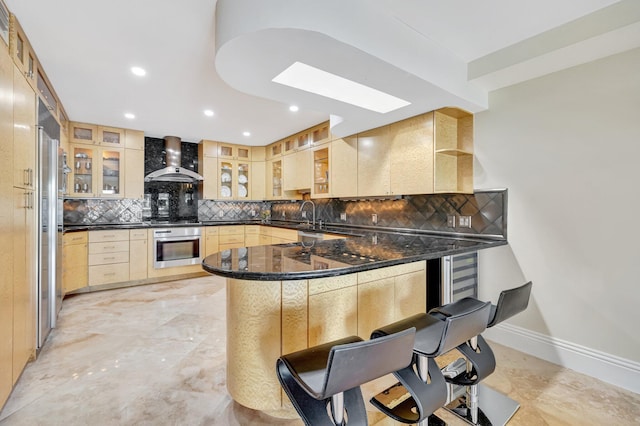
[201,226,506,415]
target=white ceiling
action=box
[5,0,637,145]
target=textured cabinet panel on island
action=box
[357,125,391,197]
[357,277,395,338]
[308,283,357,347]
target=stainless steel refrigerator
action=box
[37,99,69,349]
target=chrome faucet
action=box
[300,200,316,228]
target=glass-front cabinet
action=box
[311,146,330,198]
[100,149,122,196]
[268,159,283,199]
[219,160,251,200]
[69,144,123,197]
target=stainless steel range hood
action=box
[144,136,204,183]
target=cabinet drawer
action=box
[89,230,129,243]
[63,232,88,245]
[89,264,129,286]
[88,251,129,266]
[129,229,147,240]
[218,225,244,236]
[357,261,425,284]
[88,240,129,254]
[270,228,298,241]
[244,225,260,235]
[219,234,244,245]
[205,226,220,236]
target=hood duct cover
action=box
[144,136,204,183]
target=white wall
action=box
[474,47,640,375]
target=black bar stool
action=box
[369,297,493,425]
[443,281,533,425]
[276,328,416,426]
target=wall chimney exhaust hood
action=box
[144,136,204,183]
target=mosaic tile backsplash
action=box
[269,190,507,238]
[64,190,506,239]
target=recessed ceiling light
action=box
[131,66,146,76]
[243,131,251,137]
[204,109,214,117]
[124,113,135,119]
[289,105,299,112]
[273,62,411,114]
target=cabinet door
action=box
[63,242,88,293]
[267,159,283,200]
[12,187,35,384]
[357,278,395,338]
[205,235,219,257]
[200,157,218,200]
[311,146,330,198]
[129,239,148,281]
[97,126,124,147]
[283,149,311,191]
[357,125,391,196]
[69,144,97,196]
[394,270,427,321]
[13,66,36,189]
[250,161,266,201]
[219,159,234,199]
[124,148,144,199]
[237,161,250,200]
[124,129,144,150]
[308,285,357,346]
[389,113,434,195]
[70,122,97,145]
[330,136,358,198]
[99,148,123,198]
[0,42,13,406]
[9,20,37,90]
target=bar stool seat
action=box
[443,281,533,425]
[277,328,416,426]
[369,297,492,425]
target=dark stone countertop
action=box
[202,228,507,281]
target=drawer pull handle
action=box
[104,257,115,260]
[104,246,115,249]
[104,272,116,276]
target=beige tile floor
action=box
[0,276,638,425]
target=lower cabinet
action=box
[218,225,245,251]
[204,227,219,257]
[129,229,148,281]
[88,230,130,286]
[62,232,88,293]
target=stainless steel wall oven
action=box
[153,227,202,269]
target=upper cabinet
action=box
[433,108,473,193]
[356,108,473,197]
[218,159,251,200]
[69,122,126,147]
[8,16,36,90]
[69,144,124,198]
[218,143,251,161]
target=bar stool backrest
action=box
[321,328,416,399]
[435,300,492,356]
[489,281,533,327]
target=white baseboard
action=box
[483,323,640,395]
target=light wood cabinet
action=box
[8,16,37,91]
[88,230,130,286]
[218,143,251,160]
[69,122,98,145]
[389,113,435,195]
[124,148,144,199]
[13,65,36,190]
[250,160,266,201]
[218,225,245,251]
[434,108,474,193]
[199,156,218,200]
[204,227,219,257]
[266,159,284,200]
[308,283,357,347]
[69,144,124,198]
[0,41,15,407]
[328,136,358,198]
[129,229,148,281]
[283,148,311,192]
[97,126,124,147]
[125,129,144,150]
[357,125,391,196]
[62,232,88,294]
[69,122,127,148]
[266,140,282,160]
[12,186,36,386]
[218,159,251,200]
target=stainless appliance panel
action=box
[153,227,202,269]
